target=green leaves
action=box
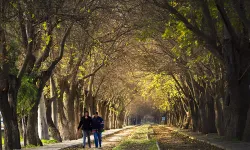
[17,76,37,116]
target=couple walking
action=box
[77,111,104,148]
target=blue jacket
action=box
[92,116,104,130]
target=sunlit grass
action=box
[113,125,158,150]
[41,139,58,144]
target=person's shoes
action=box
[82,146,85,148]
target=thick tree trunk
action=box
[182,111,191,129]
[105,107,110,130]
[117,111,125,128]
[27,105,43,146]
[243,108,250,141]
[223,36,244,140]
[214,97,224,136]
[189,99,199,132]
[22,117,28,146]
[50,78,58,128]
[206,97,217,133]
[100,102,107,121]
[58,84,70,140]
[57,80,77,140]
[85,76,95,115]
[64,89,76,140]
[38,93,49,140]
[111,111,115,129]
[240,65,250,141]
[222,26,250,140]
[0,84,21,150]
[45,99,62,142]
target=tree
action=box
[145,0,250,141]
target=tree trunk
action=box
[199,93,209,134]
[38,93,49,140]
[214,97,224,136]
[0,84,21,150]
[241,63,250,141]
[27,105,43,146]
[182,111,191,129]
[206,97,217,133]
[105,107,110,130]
[223,34,242,140]
[58,83,70,140]
[85,76,95,115]
[45,99,62,142]
[117,111,125,128]
[22,117,28,146]
[243,108,250,141]
[111,111,115,129]
[50,78,58,128]
[189,99,199,132]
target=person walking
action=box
[77,111,92,148]
[92,112,104,148]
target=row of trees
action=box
[131,0,250,142]
[0,0,142,149]
[1,0,250,149]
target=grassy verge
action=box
[1,137,58,148]
[41,139,58,144]
[113,125,158,150]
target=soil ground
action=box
[152,125,223,150]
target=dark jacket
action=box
[78,116,92,131]
[92,116,104,130]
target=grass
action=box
[113,125,158,150]
[41,139,58,144]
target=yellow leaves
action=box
[136,72,184,112]
[42,22,47,30]
[28,38,32,44]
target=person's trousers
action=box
[93,131,102,148]
[82,130,91,147]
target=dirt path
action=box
[63,127,135,150]
[153,125,223,150]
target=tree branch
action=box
[82,59,106,80]
[215,0,239,44]
[17,24,35,79]
[231,0,250,31]
[200,0,217,40]
[152,0,223,61]
[17,0,28,49]
[34,22,54,71]
[39,23,73,84]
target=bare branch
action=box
[82,59,106,80]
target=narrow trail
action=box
[63,127,136,150]
[152,125,223,150]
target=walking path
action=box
[23,126,133,150]
[166,126,250,150]
[63,127,136,150]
